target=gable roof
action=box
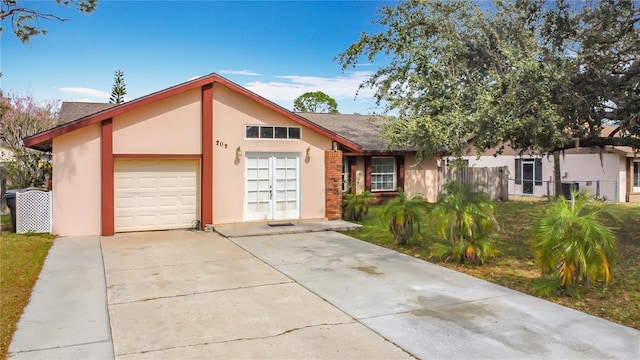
[296,112,414,152]
[23,73,362,152]
[58,102,115,126]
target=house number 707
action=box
[215,140,228,149]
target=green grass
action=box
[0,214,54,360]
[343,200,640,330]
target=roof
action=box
[296,112,414,152]
[23,73,362,152]
[58,102,115,125]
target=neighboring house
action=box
[298,113,439,203]
[458,126,639,203]
[23,74,364,236]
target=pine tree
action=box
[109,70,127,104]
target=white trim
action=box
[371,156,396,192]
[633,160,640,193]
[244,152,301,221]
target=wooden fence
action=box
[438,166,509,201]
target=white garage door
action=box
[114,159,198,232]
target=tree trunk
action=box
[553,151,562,200]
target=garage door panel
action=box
[114,159,199,232]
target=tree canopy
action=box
[0,93,57,188]
[338,0,639,159]
[293,91,339,113]
[109,70,127,104]
[0,0,98,43]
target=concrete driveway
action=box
[102,230,409,359]
[9,227,640,359]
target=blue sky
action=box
[2,0,394,114]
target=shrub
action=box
[532,190,617,290]
[380,190,427,246]
[428,181,498,265]
[342,191,373,221]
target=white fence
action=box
[508,179,619,201]
[16,190,52,234]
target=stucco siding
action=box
[112,88,202,154]
[404,154,438,202]
[211,84,332,224]
[464,152,626,201]
[52,124,102,235]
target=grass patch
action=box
[0,215,54,360]
[343,200,640,330]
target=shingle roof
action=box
[296,112,412,152]
[58,102,115,125]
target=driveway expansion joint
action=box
[116,321,358,357]
[107,280,295,306]
[8,340,113,354]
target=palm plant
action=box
[380,190,427,246]
[532,190,617,289]
[342,191,373,221]
[428,181,498,265]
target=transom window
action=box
[634,161,640,192]
[371,157,396,191]
[246,125,301,139]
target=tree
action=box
[532,190,617,290]
[293,91,339,113]
[428,181,498,265]
[0,93,57,188]
[338,0,639,195]
[1,0,98,43]
[109,70,127,104]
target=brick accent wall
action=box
[325,150,343,220]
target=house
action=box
[23,74,365,236]
[298,113,439,203]
[458,127,639,202]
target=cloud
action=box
[244,71,375,102]
[57,87,110,101]
[219,70,261,76]
[188,75,203,81]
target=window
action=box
[371,157,396,191]
[515,158,542,195]
[342,157,350,192]
[245,125,301,139]
[634,161,640,192]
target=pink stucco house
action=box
[24,74,439,236]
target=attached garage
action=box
[22,73,361,236]
[114,159,199,232]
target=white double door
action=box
[245,153,300,221]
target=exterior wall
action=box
[112,89,202,154]
[463,152,626,201]
[52,124,102,235]
[404,154,439,202]
[211,84,333,224]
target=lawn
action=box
[343,200,640,330]
[0,215,54,360]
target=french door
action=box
[245,153,300,221]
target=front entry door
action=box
[245,153,300,221]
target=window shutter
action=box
[364,157,372,191]
[515,159,521,184]
[535,159,542,186]
[396,156,405,191]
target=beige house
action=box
[458,128,639,202]
[298,113,439,203]
[23,74,441,236]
